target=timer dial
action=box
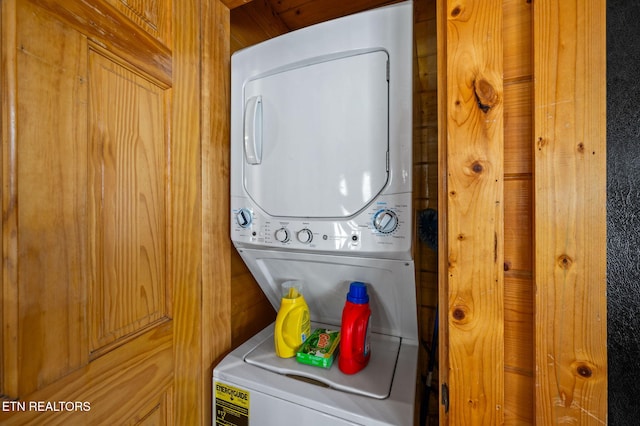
[373,209,399,234]
[274,227,290,243]
[297,228,313,244]
[235,208,252,228]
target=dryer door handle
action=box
[244,95,263,165]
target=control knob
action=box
[297,228,313,244]
[373,209,399,234]
[274,227,290,243]
[235,208,252,228]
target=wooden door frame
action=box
[196,1,232,424]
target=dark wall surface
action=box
[607,0,640,424]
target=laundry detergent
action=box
[274,281,311,358]
[339,281,372,374]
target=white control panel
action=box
[231,193,412,260]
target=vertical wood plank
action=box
[202,1,231,424]
[172,0,204,423]
[441,0,504,423]
[1,0,19,397]
[533,0,608,424]
[436,0,450,422]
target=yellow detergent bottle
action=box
[274,281,311,358]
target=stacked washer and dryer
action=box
[214,2,417,425]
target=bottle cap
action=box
[346,281,369,304]
[281,281,303,299]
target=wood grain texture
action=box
[10,1,89,395]
[230,0,289,53]
[2,0,21,397]
[436,0,450,422]
[171,0,204,423]
[442,0,505,423]
[503,0,532,83]
[0,324,173,425]
[28,0,171,85]
[274,0,400,30]
[533,0,608,424]
[88,50,169,353]
[221,0,254,10]
[104,0,172,47]
[502,2,534,423]
[1,0,208,423]
[201,1,231,423]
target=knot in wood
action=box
[474,78,498,113]
[572,360,597,379]
[451,304,471,325]
[471,161,484,174]
[452,307,466,321]
[557,254,573,270]
[577,365,593,378]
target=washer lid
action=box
[242,50,389,218]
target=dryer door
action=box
[242,50,389,218]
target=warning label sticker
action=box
[215,382,250,426]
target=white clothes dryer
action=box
[214,2,417,425]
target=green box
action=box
[296,328,340,368]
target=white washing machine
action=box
[214,2,417,425]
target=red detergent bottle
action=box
[339,281,371,374]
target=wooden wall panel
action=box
[503,0,532,82]
[503,82,532,176]
[502,1,534,423]
[533,0,608,423]
[503,179,532,274]
[504,276,533,369]
[413,2,439,423]
[230,0,289,51]
[88,50,169,353]
[271,0,400,30]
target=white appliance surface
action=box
[214,322,419,426]
[235,249,418,341]
[244,323,400,399]
[242,49,389,219]
[230,0,414,259]
[217,2,417,425]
